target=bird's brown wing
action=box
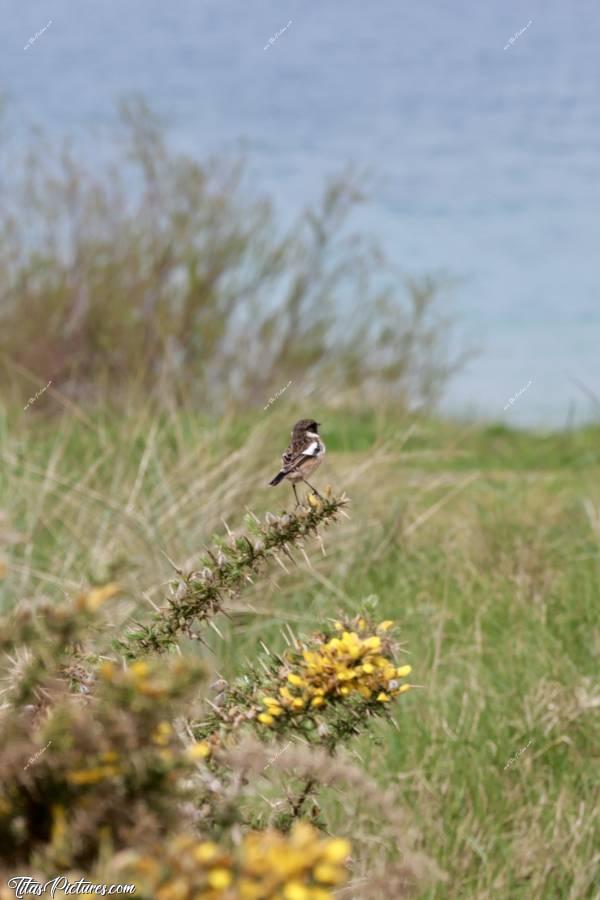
[281,433,304,466]
[280,439,320,475]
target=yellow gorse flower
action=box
[193,841,219,863]
[101,751,119,763]
[126,821,350,899]
[152,721,174,746]
[67,764,120,785]
[186,741,211,760]
[76,582,121,613]
[256,617,412,726]
[130,661,150,677]
[207,868,232,889]
[258,713,275,725]
[97,656,203,702]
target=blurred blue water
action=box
[2,0,599,426]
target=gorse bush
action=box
[195,615,412,759]
[0,98,467,411]
[0,493,439,899]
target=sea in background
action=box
[2,0,599,427]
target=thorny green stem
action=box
[117,493,349,658]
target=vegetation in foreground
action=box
[1,399,598,898]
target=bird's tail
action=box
[268,470,286,486]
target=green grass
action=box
[1,399,598,898]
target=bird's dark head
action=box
[293,418,321,436]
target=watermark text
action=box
[7,877,135,898]
[504,379,532,411]
[504,20,532,50]
[504,738,533,770]
[264,20,292,51]
[24,741,52,771]
[264,380,292,410]
[24,381,52,411]
[24,20,52,51]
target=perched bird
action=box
[268,419,326,505]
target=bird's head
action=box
[293,418,321,436]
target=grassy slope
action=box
[1,401,598,898]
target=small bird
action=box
[268,419,326,505]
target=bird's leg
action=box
[292,483,301,507]
[302,479,323,500]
